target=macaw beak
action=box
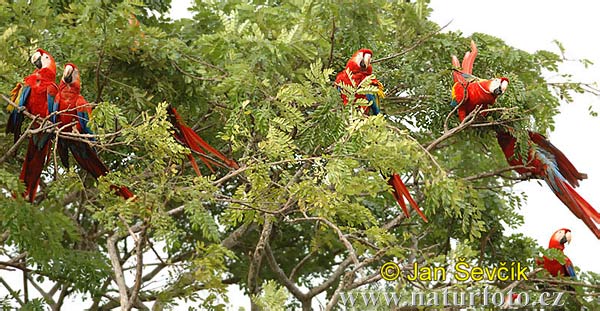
[359,59,367,71]
[31,51,42,69]
[493,86,503,96]
[63,65,74,84]
[562,231,572,245]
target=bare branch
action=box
[462,165,528,182]
[288,215,359,265]
[373,20,452,64]
[106,233,129,310]
[426,105,482,152]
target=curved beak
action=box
[493,87,503,96]
[31,51,42,69]
[562,231,572,245]
[63,65,74,84]
[359,59,367,71]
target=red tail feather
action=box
[20,136,51,202]
[68,140,135,199]
[549,177,600,239]
[166,106,239,174]
[111,185,135,200]
[451,56,463,83]
[529,131,587,187]
[462,40,478,74]
[388,174,428,222]
[70,142,109,179]
[389,175,409,218]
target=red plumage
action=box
[166,105,239,176]
[334,48,381,115]
[539,228,575,278]
[56,63,134,199]
[496,128,600,239]
[451,41,509,121]
[10,49,58,202]
[336,49,427,222]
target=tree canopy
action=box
[0,0,598,310]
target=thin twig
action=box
[373,20,452,64]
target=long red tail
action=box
[388,173,428,222]
[20,135,52,202]
[166,105,239,176]
[529,131,587,187]
[547,176,600,239]
[67,139,134,200]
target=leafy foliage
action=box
[0,0,597,310]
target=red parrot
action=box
[166,105,239,176]
[335,48,382,115]
[540,228,576,279]
[496,127,600,238]
[55,63,134,199]
[451,40,509,121]
[335,49,427,222]
[6,49,58,202]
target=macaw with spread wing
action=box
[335,49,427,222]
[541,228,576,279]
[166,105,239,176]
[55,63,134,199]
[496,127,600,238]
[6,49,58,202]
[451,40,509,121]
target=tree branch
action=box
[106,233,129,310]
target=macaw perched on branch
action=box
[540,228,576,279]
[166,105,239,176]
[335,48,383,115]
[335,49,427,222]
[55,63,134,199]
[6,49,59,202]
[496,127,600,238]
[451,40,509,121]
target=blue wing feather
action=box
[565,263,577,280]
[365,93,381,115]
[10,85,31,124]
[77,111,94,136]
[48,93,57,123]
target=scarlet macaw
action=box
[335,49,427,222]
[55,63,134,199]
[496,127,600,238]
[451,41,509,121]
[541,228,576,279]
[166,105,239,176]
[6,49,59,202]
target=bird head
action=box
[346,49,373,75]
[30,49,56,74]
[549,228,572,250]
[62,63,81,87]
[489,77,509,96]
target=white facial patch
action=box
[501,80,509,92]
[363,53,371,67]
[41,54,52,68]
[489,79,501,92]
[30,51,42,64]
[354,52,364,67]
